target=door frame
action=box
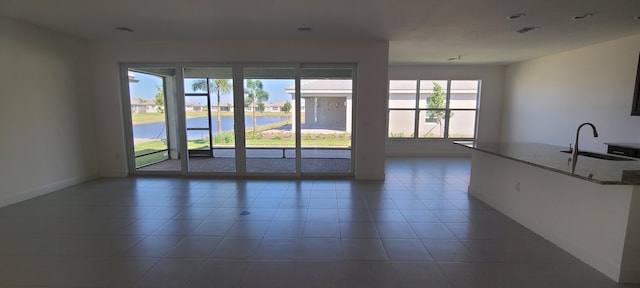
[121,62,356,178]
[120,64,180,175]
[239,63,300,177]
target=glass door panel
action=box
[184,67,235,172]
[127,68,180,171]
[125,64,356,177]
[300,68,353,174]
[243,68,296,174]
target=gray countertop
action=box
[455,141,640,185]
[604,143,640,150]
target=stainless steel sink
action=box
[561,150,635,161]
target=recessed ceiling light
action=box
[572,13,593,20]
[115,27,134,32]
[507,13,526,20]
[297,27,312,32]
[516,26,540,34]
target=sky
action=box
[129,71,295,105]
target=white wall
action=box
[89,40,389,179]
[502,34,640,152]
[0,16,97,207]
[305,97,346,129]
[387,65,506,156]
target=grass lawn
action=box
[134,136,349,168]
[134,140,167,156]
[133,140,168,167]
[135,137,350,153]
[135,152,169,167]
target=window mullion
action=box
[414,80,420,139]
[444,80,452,139]
[387,79,480,140]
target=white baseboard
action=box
[0,174,98,208]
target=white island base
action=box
[469,151,640,283]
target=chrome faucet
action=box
[571,122,599,173]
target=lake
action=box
[133,115,289,139]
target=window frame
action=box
[387,79,480,140]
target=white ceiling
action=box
[1,0,639,65]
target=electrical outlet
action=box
[515,182,520,192]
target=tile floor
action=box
[0,158,637,287]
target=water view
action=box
[133,116,289,139]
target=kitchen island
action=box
[456,142,640,283]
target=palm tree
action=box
[244,79,269,133]
[191,79,232,134]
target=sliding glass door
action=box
[299,67,353,174]
[243,67,297,174]
[184,68,236,173]
[123,63,355,177]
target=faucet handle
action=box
[569,143,573,152]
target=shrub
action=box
[214,132,234,144]
[223,133,233,143]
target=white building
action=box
[130,97,158,113]
[286,80,353,133]
[286,80,478,136]
[184,102,205,112]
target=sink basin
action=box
[561,150,635,161]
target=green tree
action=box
[425,82,447,136]
[155,85,164,113]
[192,79,232,135]
[244,79,269,132]
[282,101,292,113]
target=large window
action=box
[388,80,480,139]
[123,63,354,176]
